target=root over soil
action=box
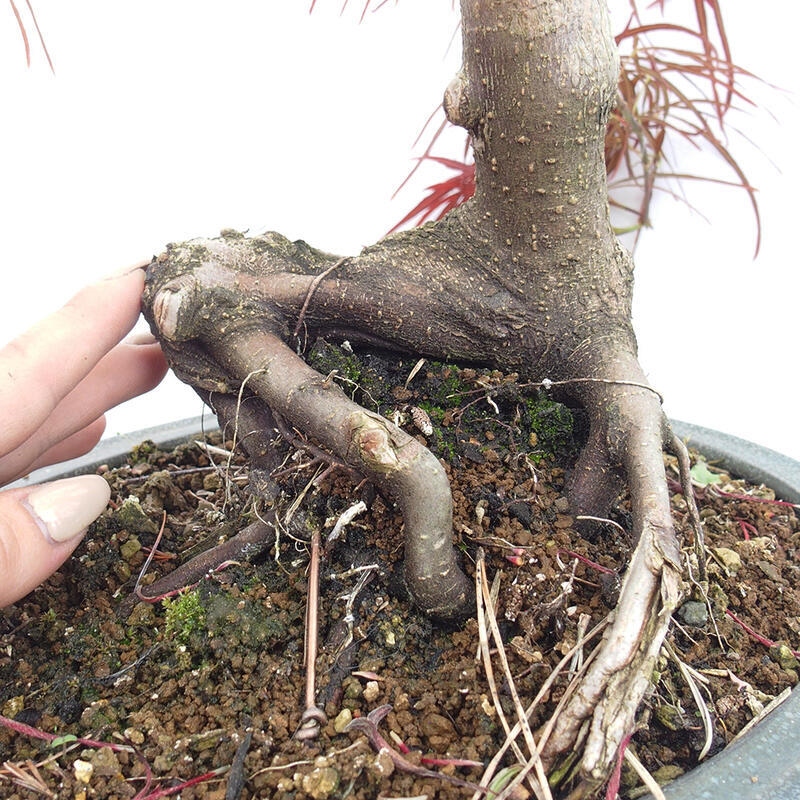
[1,357,799,799]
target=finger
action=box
[0,340,167,485]
[24,417,108,475]
[35,339,167,450]
[0,475,110,607]
[0,265,148,455]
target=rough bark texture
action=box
[141,0,688,792]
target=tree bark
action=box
[141,0,691,792]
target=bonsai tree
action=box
[14,0,756,794]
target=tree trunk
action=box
[141,0,693,793]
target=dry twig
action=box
[295,528,326,741]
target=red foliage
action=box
[392,1,761,251]
[17,2,759,247]
[607,0,760,249]
[8,0,53,71]
[388,156,475,232]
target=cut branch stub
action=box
[144,270,471,619]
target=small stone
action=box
[363,680,380,703]
[736,536,775,557]
[73,759,93,784]
[333,708,353,733]
[393,691,410,712]
[181,728,226,752]
[757,560,781,582]
[90,746,121,776]
[420,711,457,753]
[80,699,119,728]
[711,547,741,574]
[114,496,159,535]
[124,727,146,745]
[677,600,708,627]
[203,472,222,491]
[654,704,684,731]
[153,753,176,772]
[2,696,24,717]
[372,749,395,777]
[119,537,142,562]
[554,496,570,513]
[301,766,339,799]
[652,764,684,784]
[420,712,457,739]
[342,677,363,700]
[769,643,799,671]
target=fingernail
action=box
[124,330,158,346]
[104,260,150,280]
[24,475,111,544]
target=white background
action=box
[2,2,798,462]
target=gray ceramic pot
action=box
[14,418,800,799]
[645,422,800,800]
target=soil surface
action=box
[2,347,799,799]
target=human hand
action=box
[0,265,168,606]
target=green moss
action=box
[415,400,446,424]
[428,364,471,407]
[524,395,574,458]
[185,243,212,267]
[205,591,294,648]
[114,496,159,536]
[245,232,338,274]
[129,439,158,462]
[309,339,363,385]
[163,590,207,647]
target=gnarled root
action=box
[147,273,472,618]
[541,380,683,790]
[141,230,691,790]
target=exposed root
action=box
[539,382,683,788]
[666,426,708,582]
[139,0,703,774]
[145,275,472,618]
[136,518,276,601]
[141,238,694,788]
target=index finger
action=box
[0,264,149,455]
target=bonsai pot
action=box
[13,418,800,799]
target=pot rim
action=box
[12,417,800,798]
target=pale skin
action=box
[0,266,167,606]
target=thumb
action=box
[0,475,110,607]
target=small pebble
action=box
[124,727,146,745]
[711,547,741,574]
[363,681,380,703]
[119,537,142,562]
[333,708,353,733]
[73,759,93,784]
[420,711,456,738]
[770,643,799,671]
[90,746,121,776]
[677,600,708,627]
[114,496,159,535]
[301,766,339,799]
